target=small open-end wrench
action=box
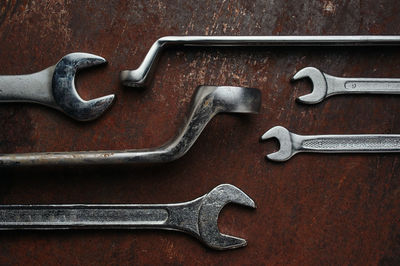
[260,126,400,162]
[293,67,400,104]
[0,53,115,121]
[0,184,256,250]
[0,85,260,166]
[120,35,400,88]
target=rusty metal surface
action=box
[0,0,399,264]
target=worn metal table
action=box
[0,0,399,264]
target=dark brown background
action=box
[0,0,399,265]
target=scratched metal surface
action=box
[0,0,399,265]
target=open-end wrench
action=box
[260,126,400,162]
[120,35,400,88]
[293,67,400,104]
[0,85,260,166]
[0,184,255,250]
[0,53,115,121]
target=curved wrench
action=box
[0,85,261,166]
[293,67,400,104]
[120,35,400,88]
[0,53,115,121]
[0,184,256,250]
[260,126,400,161]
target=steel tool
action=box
[293,67,400,104]
[0,184,255,250]
[260,126,400,161]
[0,53,115,121]
[120,35,400,88]
[0,85,260,166]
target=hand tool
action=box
[0,85,260,166]
[260,126,400,162]
[0,184,255,250]
[120,35,400,88]
[0,53,115,121]
[293,67,400,104]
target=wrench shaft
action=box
[300,135,400,152]
[327,76,400,95]
[344,79,400,93]
[163,35,400,46]
[0,205,171,229]
[0,67,55,107]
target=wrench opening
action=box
[52,53,115,121]
[260,126,295,162]
[292,67,328,104]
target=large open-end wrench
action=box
[0,53,115,121]
[0,184,255,250]
[260,126,400,162]
[120,35,400,88]
[293,67,400,104]
[0,85,260,166]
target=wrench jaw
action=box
[52,53,115,121]
[292,67,328,104]
[260,126,295,162]
[197,184,256,250]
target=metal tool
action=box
[0,85,260,166]
[0,184,255,250]
[293,67,400,104]
[120,35,400,88]
[0,53,115,121]
[260,126,400,162]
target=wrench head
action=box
[52,53,115,121]
[292,67,327,104]
[198,184,256,250]
[260,126,294,161]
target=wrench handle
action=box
[299,135,400,153]
[0,205,171,229]
[327,76,400,95]
[0,67,55,107]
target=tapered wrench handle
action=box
[326,75,400,96]
[0,67,57,108]
[296,134,400,153]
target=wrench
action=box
[260,126,400,162]
[120,35,400,87]
[0,184,255,250]
[0,53,115,121]
[0,85,260,166]
[293,67,400,104]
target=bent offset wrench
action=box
[0,53,115,121]
[260,126,400,162]
[120,35,400,87]
[0,184,256,250]
[293,67,400,104]
[0,85,260,166]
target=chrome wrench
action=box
[260,126,400,161]
[293,67,400,104]
[0,53,115,121]
[120,35,400,88]
[0,184,256,250]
